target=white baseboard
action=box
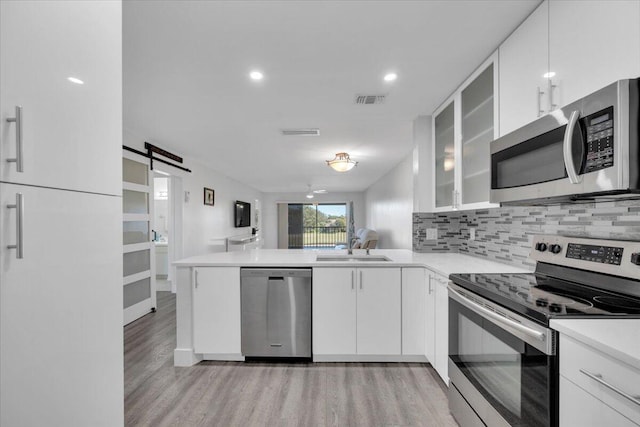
[174,348,203,367]
[312,354,429,363]
[202,353,245,362]
[156,280,172,292]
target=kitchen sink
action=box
[315,255,391,262]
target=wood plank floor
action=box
[125,292,458,427]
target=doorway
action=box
[153,173,171,291]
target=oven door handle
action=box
[449,287,545,342]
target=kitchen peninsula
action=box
[173,249,527,383]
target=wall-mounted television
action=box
[234,200,251,227]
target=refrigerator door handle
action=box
[7,193,24,259]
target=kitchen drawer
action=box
[560,376,638,427]
[560,335,640,425]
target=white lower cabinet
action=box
[313,267,401,356]
[559,334,640,426]
[432,272,450,384]
[192,267,241,355]
[401,268,427,356]
[560,377,637,427]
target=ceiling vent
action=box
[354,94,387,105]
[281,128,320,136]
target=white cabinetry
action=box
[424,273,437,365]
[559,334,640,426]
[0,184,122,426]
[0,0,121,195]
[499,1,549,136]
[313,267,401,358]
[432,272,450,384]
[499,0,640,136]
[433,52,499,211]
[192,267,241,355]
[401,268,427,356]
[0,2,122,426]
[548,0,640,109]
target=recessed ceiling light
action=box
[249,71,264,80]
[67,77,84,85]
[543,71,556,78]
[383,73,397,82]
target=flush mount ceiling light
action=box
[543,71,556,78]
[249,70,264,80]
[313,189,327,194]
[326,152,358,172]
[305,185,314,199]
[383,72,398,82]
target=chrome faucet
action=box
[348,247,353,255]
[366,248,370,256]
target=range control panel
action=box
[584,106,614,173]
[530,235,640,279]
[566,243,623,265]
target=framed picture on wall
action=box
[204,187,215,206]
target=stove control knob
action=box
[631,253,640,265]
[550,244,562,254]
[535,242,548,252]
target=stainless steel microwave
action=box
[490,78,639,205]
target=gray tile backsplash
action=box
[413,200,640,269]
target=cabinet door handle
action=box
[5,106,23,172]
[549,80,558,111]
[537,86,545,117]
[6,193,24,259]
[579,369,640,407]
[428,275,433,295]
[351,270,355,290]
[194,270,199,288]
[359,270,363,290]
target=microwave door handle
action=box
[563,110,582,184]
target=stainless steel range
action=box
[448,235,640,427]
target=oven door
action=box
[448,284,557,427]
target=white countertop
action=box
[174,249,530,276]
[551,318,640,371]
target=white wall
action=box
[261,191,366,249]
[364,154,414,249]
[124,129,263,259]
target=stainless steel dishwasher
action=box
[240,268,312,358]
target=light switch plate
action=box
[469,228,476,240]
[426,228,438,240]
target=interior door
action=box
[123,151,156,325]
[0,183,122,426]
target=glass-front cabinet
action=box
[434,101,455,208]
[432,51,499,211]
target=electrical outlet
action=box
[426,228,438,240]
[469,228,476,240]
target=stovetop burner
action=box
[449,271,640,325]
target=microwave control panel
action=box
[584,106,614,173]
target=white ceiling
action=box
[123,0,540,193]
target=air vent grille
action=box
[354,94,386,105]
[281,128,320,136]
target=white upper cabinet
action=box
[499,0,640,136]
[499,1,549,136]
[548,0,640,109]
[432,52,499,211]
[0,1,122,195]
